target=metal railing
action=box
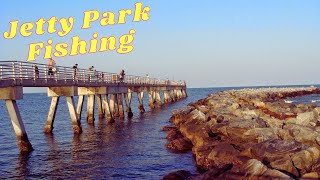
[0,61,186,87]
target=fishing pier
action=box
[0,61,187,152]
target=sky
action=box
[1,0,320,91]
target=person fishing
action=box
[72,63,78,80]
[88,66,95,81]
[119,69,125,83]
[33,64,39,79]
[48,58,56,78]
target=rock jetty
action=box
[164,87,320,179]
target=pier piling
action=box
[137,91,145,113]
[124,92,133,118]
[44,96,59,133]
[86,95,95,124]
[76,95,84,119]
[96,95,104,119]
[109,94,116,117]
[5,98,33,152]
[66,96,82,134]
[114,94,120,117]
[118,94,125,119]
[155,90,162,107]
[148,91,155,109]
[102,94,114,123]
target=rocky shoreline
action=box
[164,87,320,179]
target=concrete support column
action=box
[165,90,172,103]
[66,96,82,134]
[148,91,155,109]
[177,90,182,99]
[180,89,185,98]
[155,90,162,107]
[114,94,119,117]
[44,96,60,133]
[182,89,187,98]
[86,95,95,124]
[174,90,178,100]
[96,95,104,119]
[168,90,173,103]
[102,94,114,123]
[124,93,133,118]
[109,94,116,117]
[76,95,84,119]
[163,91,167,103]
[137,91,145,113]
[170,90,176,102]
[117,94,125,119]
[152,91,156,103]
[5,100,33,152]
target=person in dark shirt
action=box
[119,69,125,83]
[33,65,39,79]
[88,66,95,81]
[72,64,78,80]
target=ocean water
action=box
[0,86,319,179]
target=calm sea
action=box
[0,86,319,179]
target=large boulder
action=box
[166,137,193,151]
[211,118,266,143]
[179,123,210,148]
[171,106,195,126]
[286,111,316,126]
[166,129,183,140]
[291,147,320,175]
[283,124,320,147]
[242,128,281,143]
[206,143,243,169]
[163,170,193,180]
[185,109,207,124]
[191,164,232,180]
[241,139,313,177]
[242,159,293,179]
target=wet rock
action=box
[241,139,312,177]
[163,170,193,180]
[166,138,193,151]
[163,125,177,131]
[206,143,243,169]
[166,129,183,140]
[191,164,233,180]
[242,159,293,179]
[171,106,195,126]
[246,139,307,161]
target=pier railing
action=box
[0,61,186,87]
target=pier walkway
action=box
[0,61,187,152]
